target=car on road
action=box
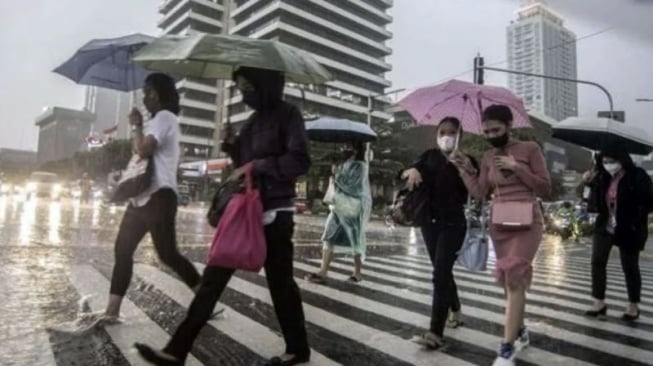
[25,172,64,200]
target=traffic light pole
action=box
[474,56,614,118]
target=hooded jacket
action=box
[223,67,310,210]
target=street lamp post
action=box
[474,55,616,119]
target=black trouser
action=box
[591,232,641,303]
[110,189,201,296]
[420,220,466,337]
[164,212,310,360]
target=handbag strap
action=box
[244,163,254,193]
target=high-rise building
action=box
[226,0,393,125]
[158,0,228,161]
[507,2,578,121]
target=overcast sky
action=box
[0,0,651,151]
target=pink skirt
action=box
[489,222,542,290]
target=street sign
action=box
[598,111,625,122]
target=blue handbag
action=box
[457,199,489,272]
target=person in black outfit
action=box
[583,146,653,322]
[402,117,478,349]
[135,67,311,366]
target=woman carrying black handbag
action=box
[401,117,477,350]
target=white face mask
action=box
[437,135,456,152]
[603,162,622,176]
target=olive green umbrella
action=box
[132,33,332,84]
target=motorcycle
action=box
[550,211,583,241]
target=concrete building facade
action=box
[158,0,228,161]
[34,107,95,165]
[226,0,394,126]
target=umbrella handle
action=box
[454,126,462,150]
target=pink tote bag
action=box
[207,164,266,271]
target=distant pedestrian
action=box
[583,146,653,322]
[451,105,551,366]
[402,117,477,350]
[101,73,201,322]
[80,172,92,203]
[306,141,372,284]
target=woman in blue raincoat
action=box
[306,141,372,283]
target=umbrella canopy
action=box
[54,33,154,92]
[306,117,378,143]
[552,117,653,155]
[398,79,531,134]
[133,34,332,84]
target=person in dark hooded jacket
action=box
[583,145,653,322]
[136,67,311,366]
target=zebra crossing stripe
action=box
[396,253,653,281]
[365,257,653,342]
[67,265,204,366]
[305,257,653,364]
[259,266,483,365]
[0,265,57,366]
[379,256,653,309]
[553,255,653,276]
[193,263,477,366]
[133,264,341,366]
[369,257,653,324]
[394,254,653,292]
[296,260,604,366]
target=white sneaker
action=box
[515,327,530,351]
[492,343,516,366]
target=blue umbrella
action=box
[53,33,154,92]
[305,117,378,143]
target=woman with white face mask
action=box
[401,117,478,350]
[583,147,653,322]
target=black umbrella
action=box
[305,117,378,143]
[552,117,653,155]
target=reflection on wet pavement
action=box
[0,197,652,365]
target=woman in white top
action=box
[102,73,201,321]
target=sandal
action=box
[446,312,464,329]
[411,332,444,350]
[347,275,362,283]
[304,273,326,284]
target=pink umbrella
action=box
[398,79,531,134]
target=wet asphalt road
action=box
[0,196,651,366]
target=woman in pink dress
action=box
[451,105,551,366]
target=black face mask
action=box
[242,91,262,110]
[486,133,509,148]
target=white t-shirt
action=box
[131,110,180,207]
